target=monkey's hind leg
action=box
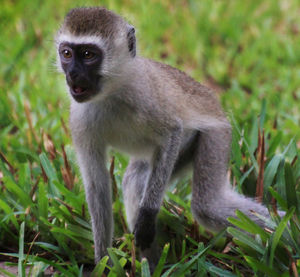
[122,159,159,271]
[123,159,150,231]
[191,128,271,231]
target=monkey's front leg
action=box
[75,146,112,263]
[134,126,183,250]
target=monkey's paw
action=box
[134,208,157,250]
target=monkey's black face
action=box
[59,43,103,102]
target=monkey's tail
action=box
[191,186,279,231]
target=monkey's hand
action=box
[134,208,157,250]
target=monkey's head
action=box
[56,7,136,103]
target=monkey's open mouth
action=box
[70,86,94,102]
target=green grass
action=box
[0,0,299,276]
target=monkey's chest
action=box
[71,100,162,158]
[104,119,159,159]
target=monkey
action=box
[56,7,279,267]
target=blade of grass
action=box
[268,187,287,211]
[152,243,170,277]
[38,181,48,220]
[172,229,227,277]
[202,261,236,277]
[0,199,19,229]
[236,210,268,239]
[230,115,259,173]
[91,256,109,277]
[285,163,298,213]
[245,256,281,277]
[172,244,210,277]
[264,154,282,191]
[18,222,25,277]
[269,207,295,267]
[107,248,126,276]
[31,262,48,277]
[78,264,84,277]
[39,153,57,181]
[0,267,16,277]
[259,99,267,131]
[141,258,151,277]
[3,177,32,207]
[227,227,265,254]
[239,165,254,186]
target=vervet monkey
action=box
[56,7,276,265]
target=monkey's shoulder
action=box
[145,58,215,97]
[140,58,225,124]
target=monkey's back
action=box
[143,58,229,131]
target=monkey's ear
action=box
[127,25,136,57]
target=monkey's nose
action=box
[69,70,80,81]
[66,72,87,89]
[73,86,86,94]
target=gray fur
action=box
[61,7,124,38]
[57,7,277,266]
[140,126,183,210]
[123,159,150,231]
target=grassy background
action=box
[0,0,299,276]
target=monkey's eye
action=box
[83,50,95,59]
[62,49,72,59]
